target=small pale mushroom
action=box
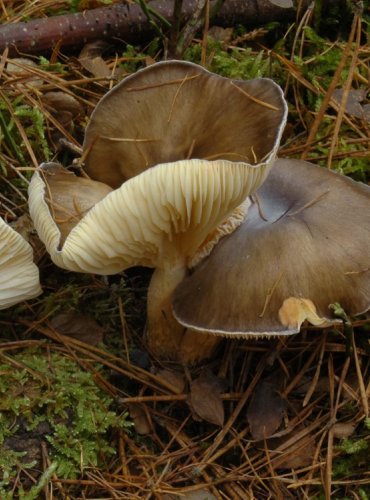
[0,216,41,309]
[28,61,287,362]
[172,158,370,359]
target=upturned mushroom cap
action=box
[172,159,370,336]
[28,158,269,274]
[0,217,41,309]
[83,60,287,188]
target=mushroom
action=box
[28,60,287,362]
[172,158,370,358]
[0,216,41,309]
[82,60,287,188]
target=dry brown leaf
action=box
[295,376,330,395]
[6,58,43,87]
[362,103,370,121]
[332,88,370,121]
[10,214,45,263]
[127,403,151,435]
[274,438,315,469]
[156,368,186,394]
[10,214,36,241]
[341,372,361,402]
[208,26,234,44]
[188,370,226,426]
[42,91,84,126]
[267,430,316,469]
[78,41,111,78]
[50,312,105,346]
[247,378,286,440]
[332,422,356,439]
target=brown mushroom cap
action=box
[83,60,287,188]
[172,158,370,336]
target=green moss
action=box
[38,56,66,74]
[0,347,132,491]
[184,40,280,81]
[119,44,148,74]
[0,98,52,169]
[332,421,370,481]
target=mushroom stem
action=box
[179,330,222,364]
[146,260,223,363]
[146,261,187,359]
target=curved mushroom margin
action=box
[0,217,41,309]
[28,158,270,273]
[83,60,288,188]
[172,158,370,338]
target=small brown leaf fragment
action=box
[127,403,151,435]
[78,41,111,78]
[50,311,104,346]
[332,422,356,439]
[247,378,286,440]
[268,432,316,469]
[208,26,234,44]
[279,449,314,470]
[10,214,45,263]
[362,103,370,121]
[295,376,330,395]
[188,370,226,426]
[42,91,84,126]
[156,369,186,394]
[10,214,35,241]
[6,58,43,88]
[332,88,369,121]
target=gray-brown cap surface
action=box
[172,159,370,336]
[83,60,287,188]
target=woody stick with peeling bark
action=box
[0,0,311,57]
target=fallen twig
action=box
[0,0,310,57]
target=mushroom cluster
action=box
[27,60,370,363]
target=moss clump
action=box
[332,420,370,482]
[184,39,279,81]
[0,346,131,492]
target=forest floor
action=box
[0,1,369,499]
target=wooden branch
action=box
[0,0,313,57]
